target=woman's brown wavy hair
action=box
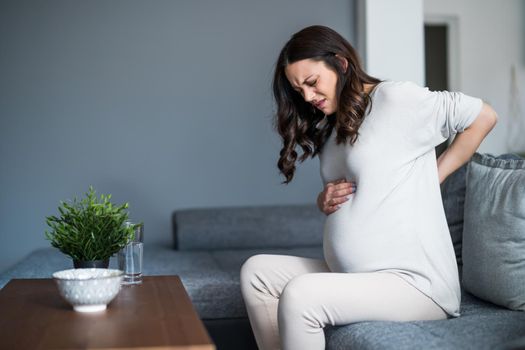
[273,25,383,184]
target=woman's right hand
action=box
[317,178,357,215]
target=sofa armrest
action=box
[172,203,324,251]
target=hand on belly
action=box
[317,178,357,216]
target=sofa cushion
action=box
[440,153,523,268]
[199,246,323,318]
[462,153,525,311]
[0,247,73,289]
[209,246,324,272]
[440,163,468,266]
[0,245,221,289]
[173,204,324,250]
[324,289,525,350]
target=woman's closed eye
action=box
[293,81,317,95]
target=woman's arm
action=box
[437,102,498,184]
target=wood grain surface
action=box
[0,275,215,350]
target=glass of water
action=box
[118,221,144,285]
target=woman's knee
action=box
[240,254,278,295]
[278,274,317,314]
[240,254,270,280]
[278,274,328,329]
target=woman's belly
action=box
[322,194,415,273]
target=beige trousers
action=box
[240,254,447,350]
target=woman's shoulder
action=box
[374,80,431,104]
[377,80,426,93]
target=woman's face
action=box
[284,58,340,115]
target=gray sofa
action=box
[1,153,525,350]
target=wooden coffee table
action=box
[0,275,216,350]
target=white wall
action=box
[424,0,525,154]
[358,0,425,85]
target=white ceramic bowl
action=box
[53,268,124,312]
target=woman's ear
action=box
[335,54,348,73]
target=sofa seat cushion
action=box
[0,247,73,288]
[324,289,525,350]
[190,246,324,318]
[0,245,221,289]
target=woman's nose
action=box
[304,88,316,102]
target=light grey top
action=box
[319,80,483,317]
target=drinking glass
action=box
[118,221,144,285]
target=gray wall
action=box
[0,0,356,273]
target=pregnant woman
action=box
[240,25,498,350]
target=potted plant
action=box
[45,186,135,268]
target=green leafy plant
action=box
[45,186,135,262]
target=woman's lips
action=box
[315,99,326,109]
